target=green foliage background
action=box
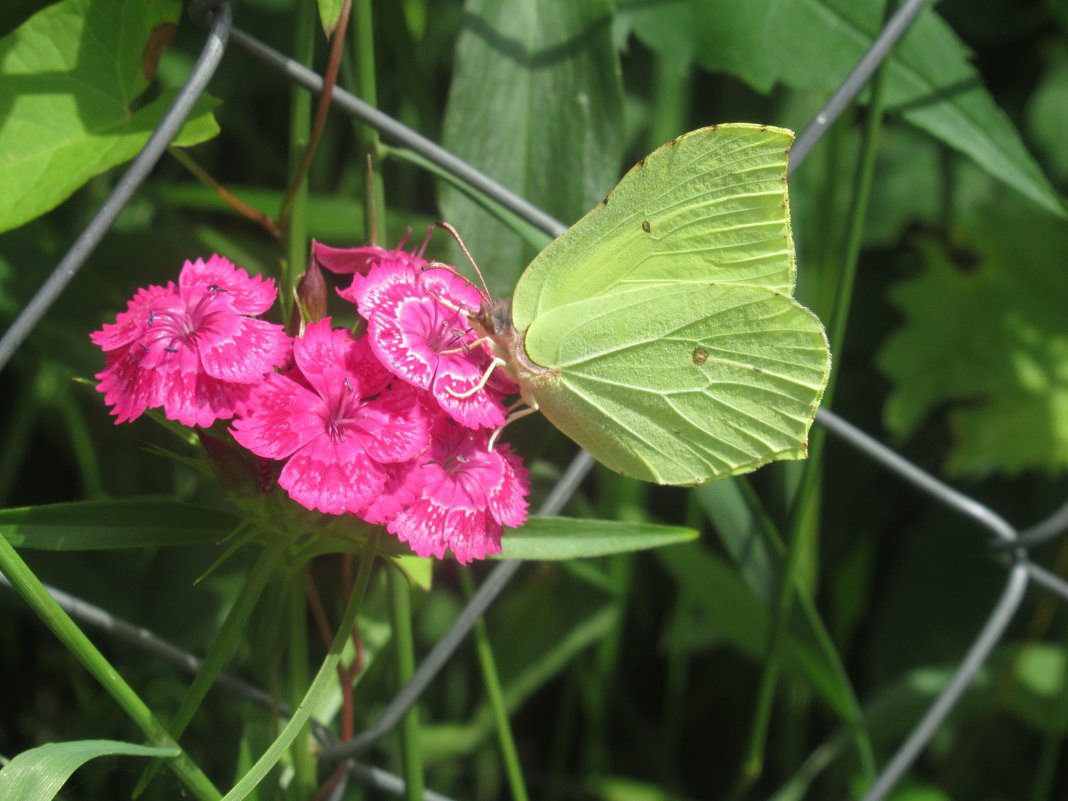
[1,0,1067,799]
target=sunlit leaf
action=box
[0,0,220,233]
[878,200,1068,475]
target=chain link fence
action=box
[3,1,1067,799]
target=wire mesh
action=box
[1,1,1066,800]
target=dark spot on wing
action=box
[641,220,651,234]
[692,347,709,366]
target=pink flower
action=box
[91,255,290,427]
[231,318,431,516]
[388,419,529,564]
[340,251,513,429]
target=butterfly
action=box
[469,123,830,486]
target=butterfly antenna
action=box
[436,221,492,300]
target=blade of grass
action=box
[353,0,386,244]
[280,0,316,318]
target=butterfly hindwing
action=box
[522,283,829,484]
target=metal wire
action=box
[789,0,934,172]
[0,3,233,376]
[1,2,1065,800]
[857,563,1031,801]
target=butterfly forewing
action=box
[511,124,797,332]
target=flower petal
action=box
[279,434,386,515]
[201,317,291,383]
[179,254,278,315]
[90,283,173,351]
[356,384,432,463]
[232,373,324,459]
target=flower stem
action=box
[353,0,386,244]
[0,535,221,801]
[388,565,424,801]
[280,0,316,318]
[461,568,529,801]
[220,535,379,801]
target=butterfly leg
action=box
[445,357,507,398]
[487,400,540,452]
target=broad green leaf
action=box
[878,200,1068,476]
[499,516,696,559]
[620,0,1064,217]
[0,0,220,233]
[440,0,624,295]
[0,499,241,549]
[0,740,177,801]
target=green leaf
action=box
[621,0,1064,217]
[440,0,624,295]
[0,499,241,550]
[878,199,1068,476]
[499,516,697,560]
[317,0,345,35]
[0,0,220,233]
[0,740,178,801]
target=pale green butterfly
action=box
[470,123,830,486]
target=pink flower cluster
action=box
[92,250,529,563]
